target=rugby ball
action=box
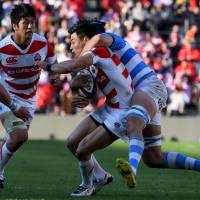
[76,69,97,98]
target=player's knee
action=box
[66,136,78,154]
[8,129,28,151]
[126,118,143,136]
[76,140,91,160]
[12,129,28,143]
[126,105,150,136]
[76,146,89,160]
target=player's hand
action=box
[13,106,31,121]
[37,61,48,70]
[71,95,89,108]
[71,74,90,89]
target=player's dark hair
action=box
[68,19,105,39]
[10,3,36,30]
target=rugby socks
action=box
[0,143,13,179]
[129,136,144,175]
[163,152,200,171]
[91,154,107,180]
[79,159,94,187]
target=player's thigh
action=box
[78,125,115,154]
[131,90,157,118]
[67,115,98,145]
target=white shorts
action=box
[90,104,129,142]
[0,97,35,136]
[137,76,168,125]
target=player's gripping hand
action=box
[8,101,31,121]
[70,73,91,90]
[13,106,31,122]
[36,61,48,70]
[71,95,89,108]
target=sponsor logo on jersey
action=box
[8,66,40,74]
[34,53,41,61]
[6,56,17,64]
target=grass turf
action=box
[0,140,200,200]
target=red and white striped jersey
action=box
[88,46,134,109]
[0,33,56,104]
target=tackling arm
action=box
[81,33,113,53]
[40,53,93,74]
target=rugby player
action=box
[0,3,56,188]
[38,19,134,196]
[80,28,200,188]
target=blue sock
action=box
[129,136,144,175]
[163,152,200,171]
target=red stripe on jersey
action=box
[106,88,117,99]
[47,41,55,57]
[111,55,120,66]
[122,68,129,78]
[95,68,109,90]
[92,47,111,58]
[27,40,46,54]
[107,101,120,109]
[5,77,39,90]
[10,89,37,99]
[0,44,22,55]
[2,65,41,79]
[131,82,134,90]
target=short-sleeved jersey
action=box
[88,46,134,109]
[107,33,156,89]
[0,33,56,104]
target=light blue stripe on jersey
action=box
[121,48,137,65]
[130,62,147,79]
[106,32,126,51]
[135,71,155,89]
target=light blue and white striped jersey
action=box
[107,33,156,89]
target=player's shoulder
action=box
[0,34,12,48]
[32,33,47,43]
[91,46,111,58]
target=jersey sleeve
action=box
[89,47,111,65]
[106,32,126,51]
[45,41,57,64]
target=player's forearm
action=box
[46,54,93,74]
[82,33,113,53]
[47,61,75,73]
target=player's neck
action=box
[11,35,30,49]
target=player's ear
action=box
[83,36,90,43]
[12,23,18,32]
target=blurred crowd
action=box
[0,0,200,116]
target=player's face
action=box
[12,16,36,45]
[70,32,86,56]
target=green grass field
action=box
[0,140,200,200]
